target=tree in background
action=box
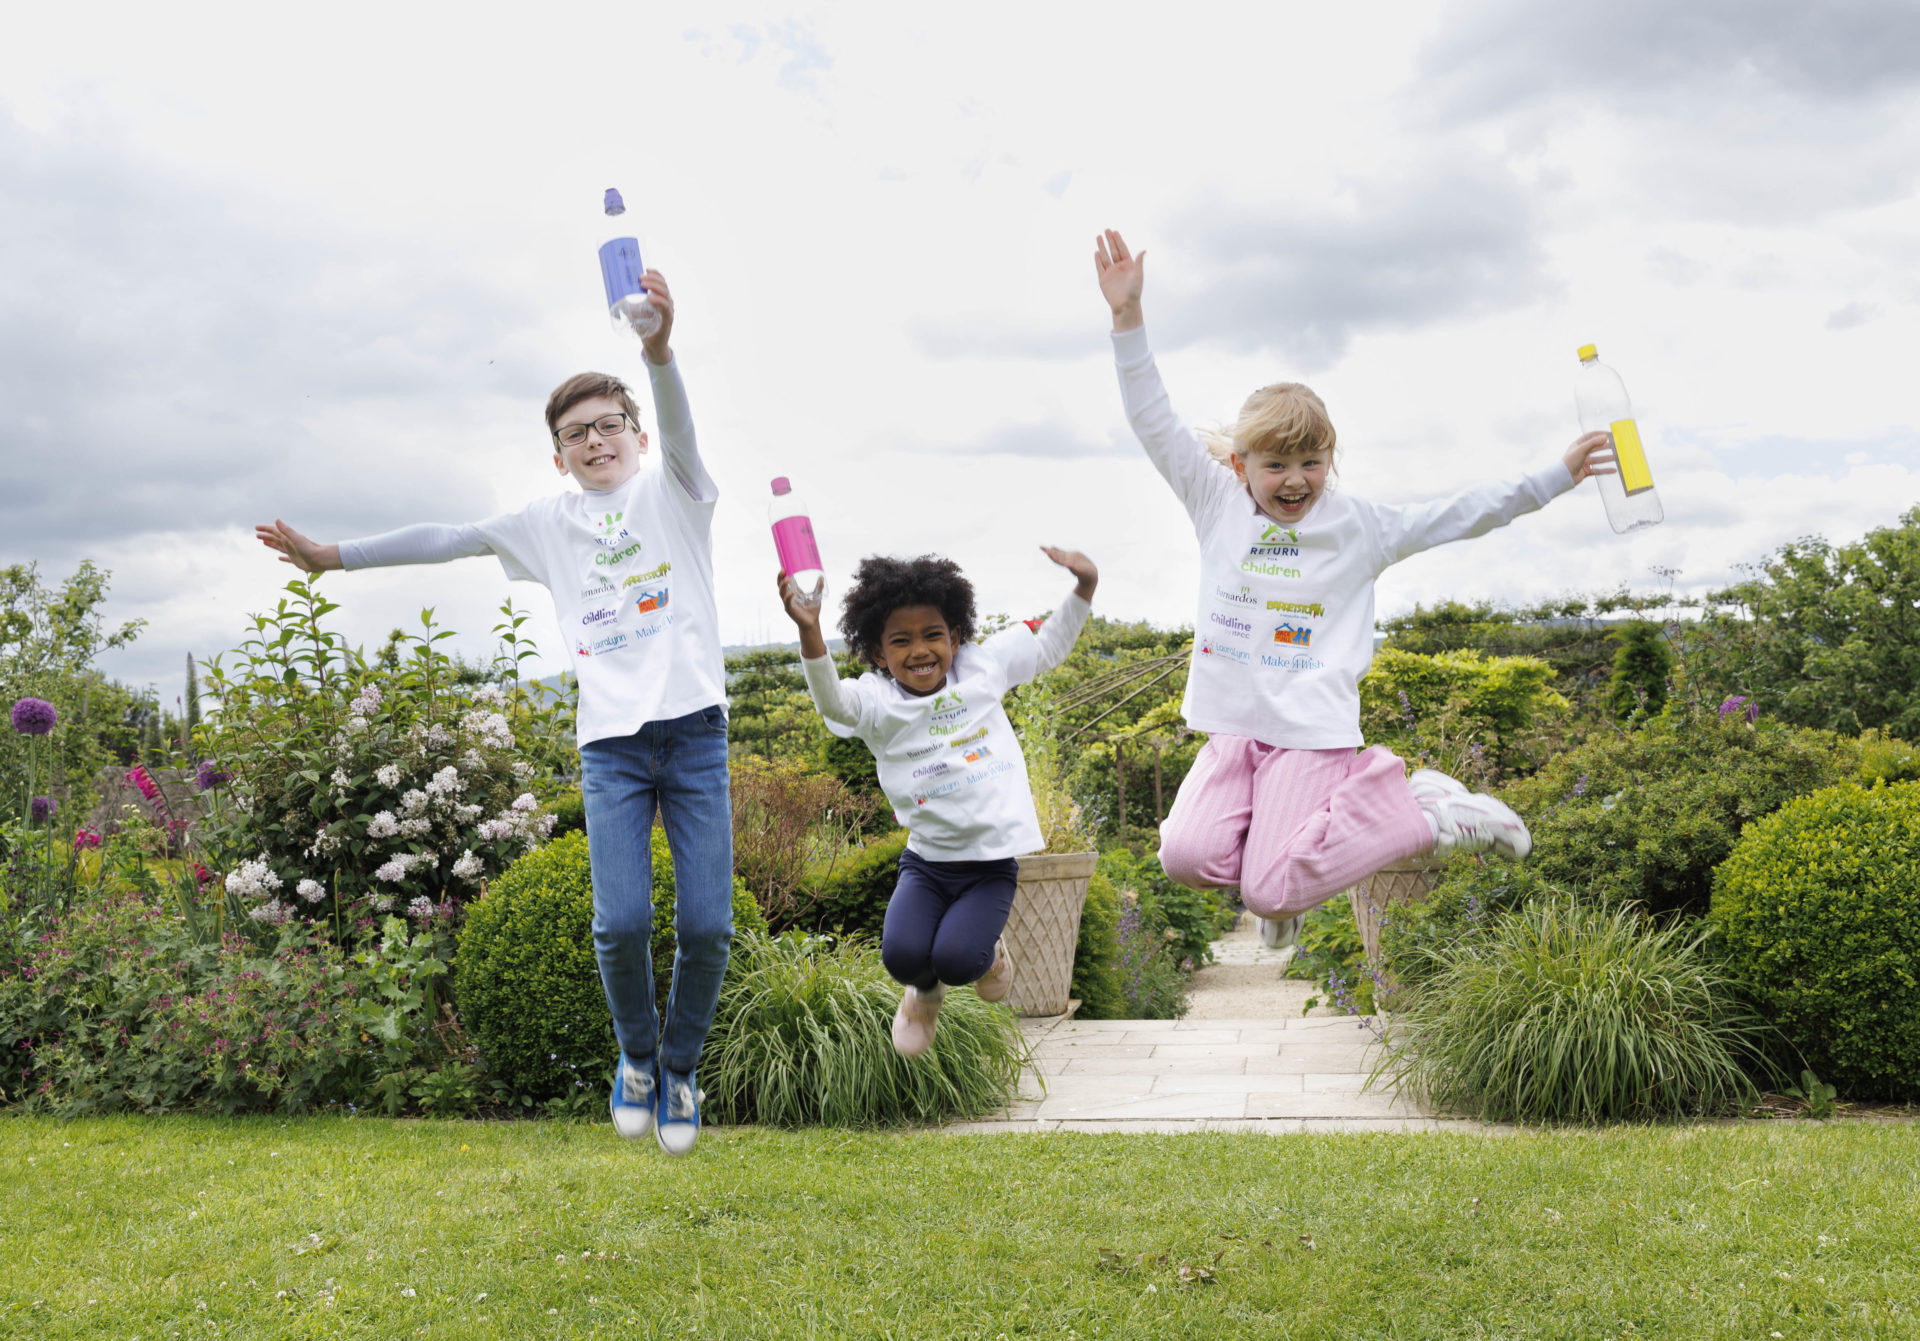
[724,646,822,761]
[1691,506,1920,738]
[1605,622,1674,721]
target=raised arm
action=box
[779,570,863,729]
[255,518,490,571]
[1032,546,1097,675]
[637,270,715,505]
[1097,231,1231,518]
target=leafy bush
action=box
[1380,860,1559,992]
[1113,894,1190,1019]
[1360,647,1568,784]
[1069,871,1126,1020]
[1605,622,1673,721]
[1377,898,1774,1123]
[787,828,909,939]
[455,830,766,1101]
[1287,896,1380,1015]
[196,578,565,940]
[0,891,462,1115]
[1098,845,1232,969]
[1855,730,1920,787]
[702,931,1026,1127]
[546,785,585,839]
[1474,705,1853,918]
[1710,781,1920,1101]
[730,755,881,922]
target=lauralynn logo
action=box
[1273,622,1313,647]
[1199,640,1251,665]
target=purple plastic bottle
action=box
[598,188,661,340]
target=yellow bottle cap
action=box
[1577,343,1598,361]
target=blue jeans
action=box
[578,704,734,1075]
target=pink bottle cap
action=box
[771,477,792,495]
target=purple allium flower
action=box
[10,697,56,736]
[195,760,232,791]
[30,796,56,823]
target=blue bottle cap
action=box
[604,188,626,217]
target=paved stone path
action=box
[950,915,1508,1135]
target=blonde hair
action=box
[1198,382,1338,469]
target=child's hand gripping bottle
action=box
[598,188,662,340]
[770,477,825,609]
[1575,344,1664,534]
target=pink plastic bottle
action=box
[770,477,825,608]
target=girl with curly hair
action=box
[780,546,1097,1056]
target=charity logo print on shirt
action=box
[575,508,673,658]
[1201,517,1329,673]
[896,689,1018,808]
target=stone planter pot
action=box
[1347,855,1446,965]
[1003,851,1098,1017]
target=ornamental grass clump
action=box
[703,931,1027,1128]
[1376,897,1774,1123]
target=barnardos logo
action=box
[903,743,940,761]
[579,575,617,601]
[1214,584,1259,608]
[1266,599,1325,617]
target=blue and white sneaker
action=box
[609,1055,657,1140]
[656,1067,703,1157]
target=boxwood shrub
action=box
[455,829,765,1101]
[785,829,908,938]
[1710,781,1920,1100]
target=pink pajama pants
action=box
[1157,736,1435,919]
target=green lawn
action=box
[2,1117,1916,1339]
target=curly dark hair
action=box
[838,554,977,672]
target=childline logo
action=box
[911,761,950,779]
[581,606,621,628]
[1208,612,1252,638]
[1265,599,1325,617]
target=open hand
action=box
[1563,430,1617,485]
[640,268,675,365]
[1093,229,1145,332]
[254,519,340,573]
[1041,545,1098,602]
[776,569,829,659]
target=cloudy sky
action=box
[4,0,1918,703]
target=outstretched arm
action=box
[780,569,862,729]
[638,271,716,505]
[1368,435,1607,569]
[255,520,342,572]
[1032,546,1097,675]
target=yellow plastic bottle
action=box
[1575,344,1663,534]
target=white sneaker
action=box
[608,1056,656,1140]
[1258,914,1303,951]
[974,939,1013,1003]
[1426,790,1532,861]
[891,984,946,1058]
[1407,768,1470,803]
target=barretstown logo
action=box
[1266,599,1325,617]
[947,726,989,749]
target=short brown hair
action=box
[544,372,642,439]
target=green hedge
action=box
[1069,871,1125,1019]
[786,829,908,938]
[455,829,765,1101]
[1710,781,1920,1100]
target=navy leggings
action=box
[880,849,1021,992]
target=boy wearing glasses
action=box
[256,271,728,1156]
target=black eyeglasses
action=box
[554,412,637,448]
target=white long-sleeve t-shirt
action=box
[802,592,1091,861]
[337,356,725,749]
[1114,325,1576,749]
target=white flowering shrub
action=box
[199,580,571,943]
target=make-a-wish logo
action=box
[1272,621,1313,647]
